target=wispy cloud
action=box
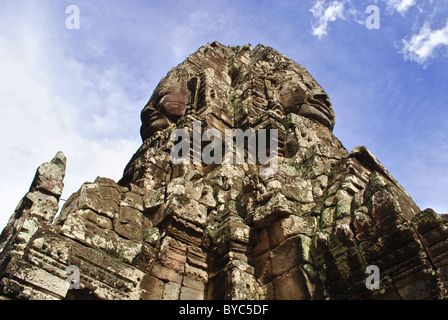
[309,0,418,39]
[0,3,141,228]
[402,20,448,65]
[310,0,347,39]
[382,0,416,15]
[308,0,448,65]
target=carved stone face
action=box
[140,82,190,140]
[140,42,336,142]
[270,75,335,130]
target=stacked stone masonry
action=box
[1,42,447,300]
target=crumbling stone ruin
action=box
[1,42,447,300]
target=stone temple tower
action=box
[0,42,447,300]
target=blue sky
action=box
[1,0,447,229]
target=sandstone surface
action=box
[1,42,446,300]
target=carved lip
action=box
[161,93,186,104]
[299,104,334,129]
[161,93,187,117]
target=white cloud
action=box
[309,0,418,38]
[310,0,347,39]
[383,0,416,15]
[0,4,141,229]
[402,20,448,64]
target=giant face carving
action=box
[140,82,189,140]
[276,79,335,130]
[140,42,336,142]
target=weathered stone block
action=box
[253,228,270,257]
[281,178,314,203]
[254,192,297,228]
[163,282,181,300]
[2,258,68,299]
[273,266,311,300]
[25,191,59,222]
[78,184,119,219]
[186,245,207,270]
[254,250,273,284]
[227,265,259,300]
[80,209,113,229]
[165,196,207,228]
[271,235,312,276]
[268,215,316,248]
[142,189,164,213]
[59,213,143,264]
[139,275,164,300]
[30,152,66,197]
[180,286,204,300]
[151,236,187,283]
[121,191,144,211]
[166,216,204,246]
[151,263,183,284]
[114,206,143,241]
